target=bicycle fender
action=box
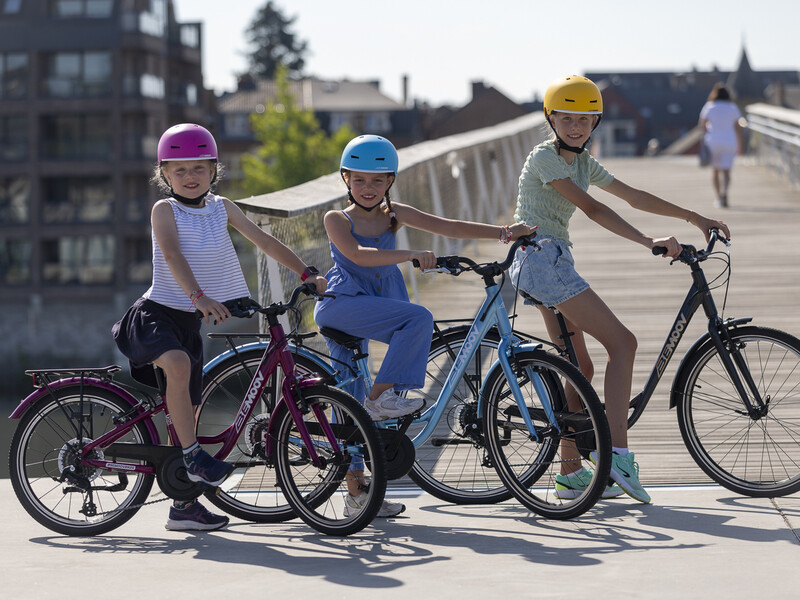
[668,317,753,409]
[202,341,334,376]
[8,377,161,442]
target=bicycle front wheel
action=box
[197,347,332,522]
[9,385,155,536]
[676,325,800,497]
[483,349,612,520]
[274,385,386,536]
[405,326,516,504]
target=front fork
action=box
[708,319,768,417]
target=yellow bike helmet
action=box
[543,75,603,153]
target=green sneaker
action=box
[591,451,651,504]
[554,467,625,499]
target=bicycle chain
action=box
[92,493,172,517]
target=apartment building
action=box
[0,0,211,377]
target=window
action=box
[42,235,115,285]
[0,116,27,161]
[42,177,112,224]
[41,114,112,160]
[140,73,164,99]
[0,237,31,285]
[365,113,391,133]
[3,0,22,14]
[137,0,166,37]
[49,0,113,18]
[126,237,152,283]
[223,114,251,138]
[43,51,111,98]
[0,52,27,99]
[123,175,152,222]
[180,23,200,48]
[0,177,30,224]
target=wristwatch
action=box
[301,266,319,282]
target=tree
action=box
[241,66,355,196]
[244,1,307,79]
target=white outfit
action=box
[144,194,250,311]
[700,100,742,170]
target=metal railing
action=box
[745,103,800,189]
[234,113,547,320]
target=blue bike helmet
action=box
[339,135,399,176]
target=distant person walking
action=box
[699,83,744,208]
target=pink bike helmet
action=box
[157,123,218,164]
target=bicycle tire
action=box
[9,385,155,536]
[483,348,612,519]
[407,325,520,504]
[273,384,387,536]
[675,325,800,497]
[197,348,332,522]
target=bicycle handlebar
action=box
[651,228,729,264]
[412,233,539,277]
[195,283,323,321]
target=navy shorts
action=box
[112,298,204,405]
[509,238,590,307]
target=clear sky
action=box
[172,0,800,106]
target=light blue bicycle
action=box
[197,235,613,519]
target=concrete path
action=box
[3,156,800,599]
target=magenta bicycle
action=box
[8,284,386,536]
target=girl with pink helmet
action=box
[113,123,326,531]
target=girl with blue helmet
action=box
[314,134,536,517]
[510,76,731,504]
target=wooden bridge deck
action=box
[385,155,800,485]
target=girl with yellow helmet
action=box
[510,75,731,504]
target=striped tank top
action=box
[143,195,250,311]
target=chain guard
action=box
[378,429,417,480]
[156,451,203,502]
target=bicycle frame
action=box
[197,318,339,469]
[552,233,764,428]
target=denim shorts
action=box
[509,238,590,307]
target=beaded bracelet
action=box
[189,288,205,307]
[499,225,512,244]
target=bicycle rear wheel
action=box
[407,326,516,504]
[9,385,154,536]
[483,349,612,519]
[676,325,800,497]
[197,348,331,522]
[273,385,386,536]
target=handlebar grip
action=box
[412,259,420,268]
[652,246,668,256]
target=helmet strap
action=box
[555,134,588,154]
[171,188,210,206]
[348,190,383,212]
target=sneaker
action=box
[343,492,406,518]
[184,448,234,487]
[365,389,425,421]
[165,500,229,531]
[591,451,651,504]
[554,467,625,499]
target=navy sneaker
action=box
[183,448,234,487]
[165,501,229,531]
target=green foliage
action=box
[241,66,356,195]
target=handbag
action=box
[698,141,711,167]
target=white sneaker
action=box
[365,389,425,421]
[343,493,406,518]
[376,498,406,518]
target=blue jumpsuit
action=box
[313,211,433,405]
